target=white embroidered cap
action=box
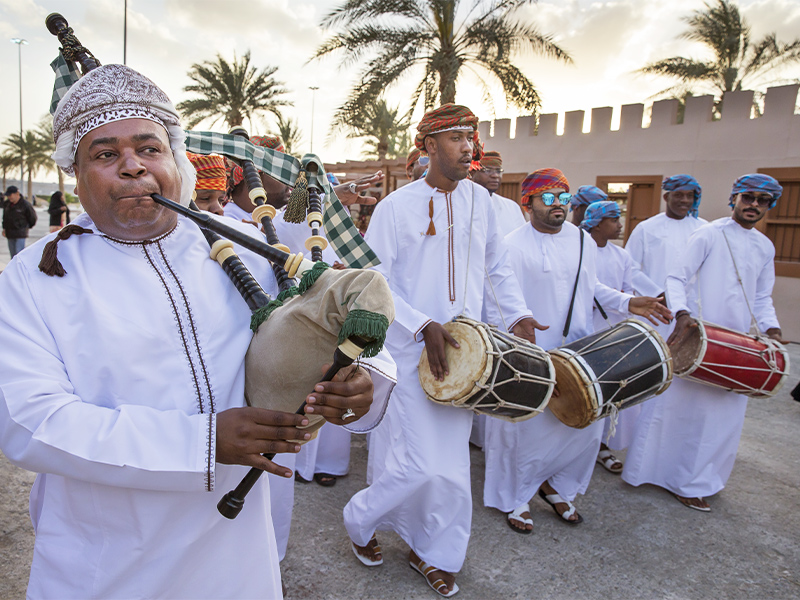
[51,64,195,206]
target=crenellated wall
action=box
[478,84,800,340]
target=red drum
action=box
[670,319,790,398]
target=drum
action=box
[548,319,672,429]
[418,316,555,422]
[670,319,789,398]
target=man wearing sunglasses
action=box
[623,173,785,513]
[406,147,428,182]
[483,168,671,534]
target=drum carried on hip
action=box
[548,319,673,429]
[669,319,789,398]
[418,317,555,422]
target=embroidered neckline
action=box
[102,221,180,246]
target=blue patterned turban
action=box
[580,200,621,231]
[569,185,607,211]
[662,174,702,218]
[729,174,782,209]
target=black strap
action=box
[594,297,609,322]
[563,229,585,340]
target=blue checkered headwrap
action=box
[570,185,607,211]
[729,174,782,209]
[662,174,702,218]
[580,200,620,231]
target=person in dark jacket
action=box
[2,186,37,259]
[47,191,70,232]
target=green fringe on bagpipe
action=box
[297,261,331,294]
[337,309,390,358]
[249,287,300,332]
[249,263,330,332]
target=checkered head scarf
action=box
[521,168,570,206]
[51,64,195,207]
[471,150,502,172]
[229,135,285,187]
[662,174,702,218]
[569,185,607,211]
[188,153,227,192]
[580,200,620,231]
[414,104,483,162]
[729,174,782,209]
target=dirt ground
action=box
[1,344,798,599]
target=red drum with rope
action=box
[669,319,789,398]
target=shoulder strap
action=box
[562,228,585,342]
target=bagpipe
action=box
[46,13,394,519]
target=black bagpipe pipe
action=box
[228,126,295,292]
[47,13,391,520]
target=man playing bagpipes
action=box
[0,57,396,598]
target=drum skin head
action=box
[548,353,597,429]
[670,321,704,375]
[419,320,491,403]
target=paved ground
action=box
[0,214,798,599]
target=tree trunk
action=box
[27,169,34,206]
[377,137,389,161]
[58,169,65,196]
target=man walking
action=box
[2,185,37,259]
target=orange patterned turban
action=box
[471,150,502,172]
[414,104,483,162]
[187,152,227,191]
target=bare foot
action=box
[674,494,711,512]
[409,550,456,596]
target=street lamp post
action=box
[309,86,319,153]
[11,38,28,186]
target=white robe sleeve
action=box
[594,281,633,315]
[343,350,397,433]
[484,206,533,330]
[365,201,432,342]
[0,265,215,492]
[665,228,713,316]
[754,245,780,332]
[626,225,663,296]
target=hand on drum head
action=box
[422,321,460,381]
[216,407,311,477]
[628,296,673,326]
[766,328,787,344]
[305,364,374,425]
[667,312,696,347]
[511,317,549,345]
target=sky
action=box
[1,0,799,184]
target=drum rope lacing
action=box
[560,327,671,440]
[682,229,786,396]
[461,324,555,416]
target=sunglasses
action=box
[539,192,572,206]
[739,192,773,208]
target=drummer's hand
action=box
[334,171,383,206]
[216,407,310,477]
[305,364,374,425]
[628,296,672,326]
[422,321,460,381]
[667,312,696,346]
[766,328,787,344]
[511,317,548,344]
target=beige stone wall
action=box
[478,85,800,341]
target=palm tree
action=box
[312,0,572,117]
[334,99,411,160]
[177,51,292,130]
[3,130,52,203]
[274,114,303,156]
[34,117,65,195]
[0,152,17,192]
[640,0,800,116]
